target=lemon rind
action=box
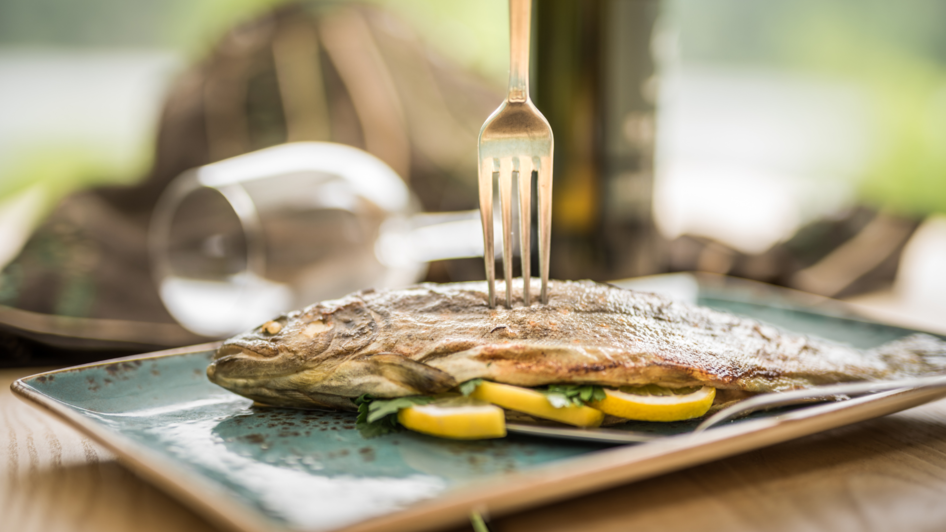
[590,386,716,421]
[469,381,604,428]
[397,403,506,439]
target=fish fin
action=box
[875,334,946,373]
[368,354,458,395]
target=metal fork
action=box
[693,374,946,432]
[478,0,554,308]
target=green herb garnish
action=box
[543,384,606,408]
[352,394,435,438]
[469,511,492,532]
[458,378,484,396]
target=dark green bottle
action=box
[532,0,663,280]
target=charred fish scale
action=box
[207,279,946,410]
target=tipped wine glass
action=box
[150,142,499,337]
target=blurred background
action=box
[0,0,944,365]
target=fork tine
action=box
[517,157,532,305]
[478,156,496,308]
[536,154,553,304]
[477,0,552,307]
[499,157,515,308]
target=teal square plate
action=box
[12,274,946,532]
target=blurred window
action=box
[656,0,946,252]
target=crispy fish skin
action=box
[207,280,946,410]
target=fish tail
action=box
[875,334,946,375]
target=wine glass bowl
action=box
[149,142,425,337]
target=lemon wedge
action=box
[590,385,716,421]
[397,397,506,439]
[469,381,604,427]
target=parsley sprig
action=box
[458,378,483,396]
[352,381,607,437]
[353,394,434,438]
[543,384,606,408]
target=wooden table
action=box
[6,366,946,532]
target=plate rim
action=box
[12,341,946,532]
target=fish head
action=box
[207,290,459,407]
[206,295,378,402]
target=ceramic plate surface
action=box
[13,281,946,532]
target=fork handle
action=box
[508,0,531,102]
[693,374,946,432]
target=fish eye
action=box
[260,320,283,335]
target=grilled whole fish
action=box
[207,280,946,410]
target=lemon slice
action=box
[590,385,716,421]
[469,381,604,428]
[397,397,506,439]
